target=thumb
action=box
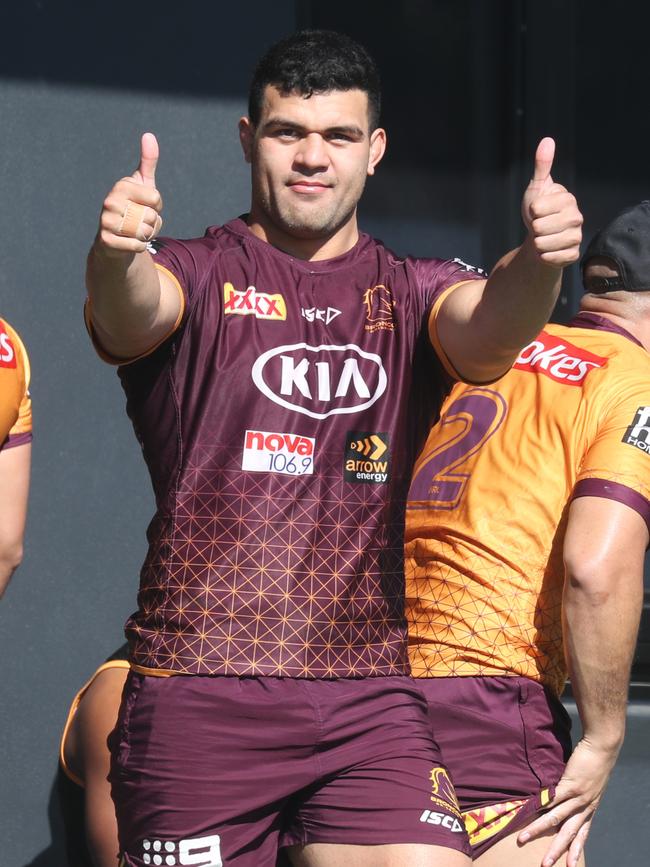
[532,136,555,184]
[137,132,159,188]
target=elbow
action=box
[0,541,24,573]
[563,555,615,606]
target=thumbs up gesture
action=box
[521,137,582,268]
[96,133,164,257]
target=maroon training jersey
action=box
[105,218,482,678]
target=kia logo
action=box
[251,343,387,419]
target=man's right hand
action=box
[95,132,163,257]
[86,132,182,360]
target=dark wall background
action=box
[0,2,648,864]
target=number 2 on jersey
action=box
[408,387,507,510]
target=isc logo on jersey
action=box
[0,327,17,369]
[242,430,315,476]
[514,331,607,385]
[252,343,387,419]
[223,282,287,321]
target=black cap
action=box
[581,200,650,292]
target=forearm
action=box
[0,551,22,598]
[435,139,581,382]
[563,563,643,749]
[86,243,163,348]
[475,238,562,371]
[85,133,179,358]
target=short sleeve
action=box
[147,234,221,308]
[573,379,650,531]
[410,256,487,378]
[83,235,202,366]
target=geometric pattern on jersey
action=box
[406,315,650,695]
[0,317,32,449]
[129,442,407,677]
[106,218,483,678]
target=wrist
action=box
[581,729,625,755]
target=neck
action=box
[579,295,650,351]
[245,210,360,261]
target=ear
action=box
[367,127,387,176]
[239,117,254,164]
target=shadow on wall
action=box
[23,771,66,867]
[2,1,290,99]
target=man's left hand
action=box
[521,137,583,269]
[517,737,619,866]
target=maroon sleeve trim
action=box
[572,478,650,534]
[1,431,32,451]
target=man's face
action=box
[239,85,386,251]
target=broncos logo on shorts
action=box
[429,766,462,818]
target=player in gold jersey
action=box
[0,317,32,597]
[406,201,650,866]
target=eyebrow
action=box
[262,118,366,140]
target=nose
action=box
[294,133,329,172]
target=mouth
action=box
[287,180,331,195]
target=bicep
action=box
[88,256,184,362]
[428,278,513,383]
[563,496,649,582]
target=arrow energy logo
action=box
[344,431,390,484]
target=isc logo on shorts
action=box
[0,329,16,369]
[419,809,465,833]
[514,331,606,385]
[242,429,315,476]
[141,835,222,866]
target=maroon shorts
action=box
[110,673,471,866]
[417,676,572,857]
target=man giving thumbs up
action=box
[85,29,581,867]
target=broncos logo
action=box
[430,766,462,817]
[362,284,395,332]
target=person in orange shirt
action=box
[0,317,32,597]
[58,647,130,867]
[405,201,650,867]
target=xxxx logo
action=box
[348,434,387,460]
[223,282,287,321]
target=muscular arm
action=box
[519,495,647,867]
[0,442,31,597]
[85,133,182,360]
[434,138,582,382]
[564,496,645,750]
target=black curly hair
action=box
[248,30,381,130]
